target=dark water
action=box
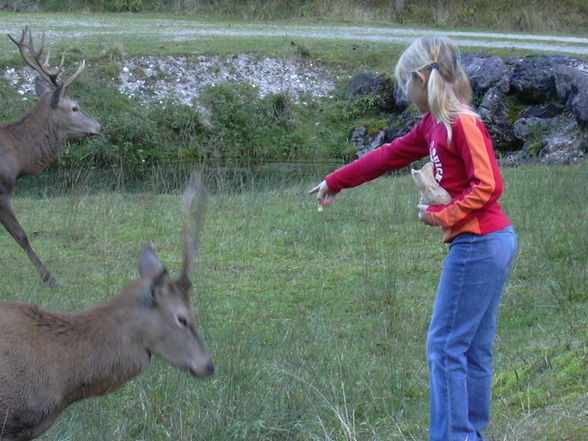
[13,161,343,198]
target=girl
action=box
[309,37,517,441]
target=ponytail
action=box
[395,37,478,144]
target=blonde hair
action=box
[394,36,478,143]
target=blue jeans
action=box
[427,226,517,441]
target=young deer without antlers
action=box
[0,174,214,441]
[0,26,102,285]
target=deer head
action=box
[136,246,214,377]
[133,174,213,377]
[8,26,102,138]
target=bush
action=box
[0,0,40,12]
[198,82,306,163]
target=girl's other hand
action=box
[417,204,435,226]
[309,180,337,211]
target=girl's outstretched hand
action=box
[309,180,337,211]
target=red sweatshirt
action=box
[325,112,512,242]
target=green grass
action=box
[1,163,586,441]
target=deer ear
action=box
[50,86,62,108]
[141,268,170,308]
[139,246,164,278]
[34,76,51,97]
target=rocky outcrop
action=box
[347,54,588,165]
[344,72,404,113]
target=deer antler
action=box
[7,26,85,89]
[179,173,208,293]
[62,59,86,89]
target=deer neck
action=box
[10,104,67,176]
[47,297,152,405]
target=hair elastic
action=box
[430,62,440,70]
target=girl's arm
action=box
[325,119,430,193]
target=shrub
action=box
[198,83,307,163]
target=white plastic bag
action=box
[411,162,452,205]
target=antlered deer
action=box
[0,174,214,441]
[0,26,102,285]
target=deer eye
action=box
[177,316,188,328]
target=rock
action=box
[349,109,421,159]
[569,87,588,127]
[345,72,406,113]
[461,53,510,94]
[513,116,552,140]
[347,53,588,165]
[554,64,588,126]
[512,113,586,165]
[385,108,422,141]
[499,146,535,167]
[509,55,576,104]
[537,115,586,164]
[349,126,387,158]
[478,87,522,152]
[520,104,564,119]
[344,72,385,99]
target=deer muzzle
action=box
[189,358,215,377]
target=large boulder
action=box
[478,87,522,152]
[554,64,588,126]
[502,112,585,165]
[351,108,421,159]
[345,72,407,113]
[350,126,388,158]
[461,53,511,94]
[386,108,423,141]
[509,55,578,104]
[345,72,385,99]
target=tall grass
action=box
[1,162,585,440]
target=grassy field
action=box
[1,163,586,441]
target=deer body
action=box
[0,176,213,441]
[0,297,150,440]
[0,27,102,285]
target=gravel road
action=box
[0,16,587,55]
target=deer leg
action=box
[0,195,59,285]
